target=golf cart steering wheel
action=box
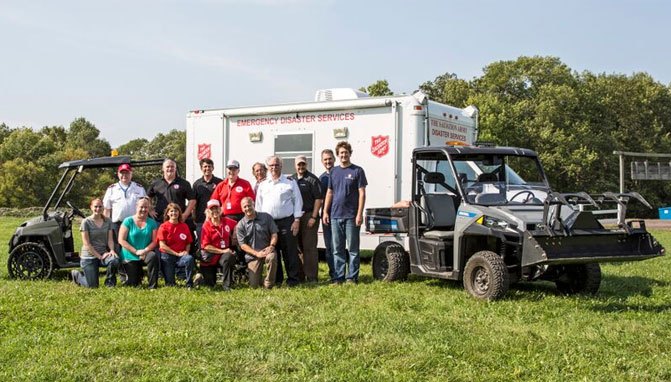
[510,190,535,204]
[66,201,86,219]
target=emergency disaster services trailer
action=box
[185,88,479,250]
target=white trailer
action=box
[186,89,479,250]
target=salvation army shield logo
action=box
[371,135,389,158]
[198,143,211,160]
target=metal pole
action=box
[618,153,624,222]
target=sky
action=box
[1,0,670,148]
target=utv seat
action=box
[423,193,456,240]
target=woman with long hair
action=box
[157,202,195,288]
[71,198,119,288]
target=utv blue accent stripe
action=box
[457,211,477,218]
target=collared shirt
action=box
[292,171,323,213]
[103,181,147,223]
[255,174,303,220]
[147,177,195,221]
[236,212,278,251]
[210,177,255,216]
[193,175,223,224]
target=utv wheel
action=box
[372,242,409,281]
[555,263,601,295]
[463,251,509,300]
[8,242,54,280]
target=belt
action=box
[274,215,294,223]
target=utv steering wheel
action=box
[66,201,86,218]
[510,190,535,204]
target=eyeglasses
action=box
[268,163,281,167]
[92,205,103,209]
[139,196,150,201]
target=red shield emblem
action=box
[371,135,389,158]
[197,144,211,160]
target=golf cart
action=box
[7,156,164,280]
[366,144,665,300]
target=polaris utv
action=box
[7,156,164,280]
[366,144,664,300]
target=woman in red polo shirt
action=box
[157,203,195,288]
[197,199,238,290]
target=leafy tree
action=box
[359,80,394,96]
[0,128,58,163]
[66,117,112,157]
[0,158,47,207]
[0,123,10,145]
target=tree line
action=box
[2,56,671,215]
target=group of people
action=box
[70,140,367,290]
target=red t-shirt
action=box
[157,221,193,253]
[199,217,237,267]
[210,177,255,215]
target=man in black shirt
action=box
[192,158,223,237]
[148,159,196,223]
[292,155,323,283]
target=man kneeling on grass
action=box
[236,197,278,289]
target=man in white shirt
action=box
[255,155,303,286]
[103,163,147,254]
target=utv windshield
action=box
[431,153,550,206]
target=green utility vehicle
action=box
[7,156,163,280]
[366,144,664,300]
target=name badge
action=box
[220,240,226,248]
[226,202,232,210]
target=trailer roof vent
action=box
[315,88,369,102]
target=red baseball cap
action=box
[118,163,132,172]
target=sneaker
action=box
[70,270,80,286]
[193,273,204,288]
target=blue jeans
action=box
[77,256,119,288]
[331,218,360,282]
[322,221,335,281]
[160,252,195,287]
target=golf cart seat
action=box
[423,193,456,240]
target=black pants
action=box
[123,251,159,288]
[274,215,300,286]
[200,251,234,288]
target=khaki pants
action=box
[247,251,277,288]
[297,213,319,282]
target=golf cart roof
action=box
[58,156,165,170]
[414,145,539,157]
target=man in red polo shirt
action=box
[210,159,255,221]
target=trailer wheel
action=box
[372,242,409,281]
[555,263,601,295]
[7,242,54,280]
[463,250,509,300]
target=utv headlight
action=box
[477,215,509,230]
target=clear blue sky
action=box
[1,0,669,147]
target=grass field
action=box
[1,216,670,381]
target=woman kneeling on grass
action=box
[196,199,238,290]
[118,197,159,288]
[71,198,120,288]
[158,203,195,288]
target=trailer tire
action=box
[7,242,54,280]
[463,250,509,300]
[372,242,409,281]
[555,263,601,295]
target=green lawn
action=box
[1,216,670,381]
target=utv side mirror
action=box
[424,172,445,184]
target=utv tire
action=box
[372,242,409,281]
[463,250,509,300]
[555,263,601,295]
[8,242,54,280]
